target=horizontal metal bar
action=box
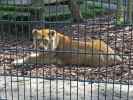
[0,47,125,56]
[0,20,71,25]
[0,5,42,11]
[0,20,132,27]
[0,75,132,85]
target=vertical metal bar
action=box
[48,1,52,100]
[120,16,125,100]
[61,1,65,100]
[1,19,7,100]
[13,0,20,99]
[91,1,95,99]
[70,16,72,100]
[33,2,40,100]
[98,9,102,100]
[1,9,7,99]
[84,0,87,99]
[29,54,32,98]
[112,17,117,100]
[35,30,38,100]
[55,1,58,100]
[8,22,14,100]
[105,1,110,100]
[29,3,32,100]
[19,0,26,100]
[42,3,46,100]
[77,17,79,100]
[127,26,132,100]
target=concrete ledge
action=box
[0,76,133,100]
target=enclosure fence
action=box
[0,0,133,100]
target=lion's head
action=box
[32,28,60,51]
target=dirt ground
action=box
[0,16,133,83]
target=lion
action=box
[12,28,122,66]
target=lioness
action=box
[13,28,122,66]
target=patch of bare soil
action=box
[0,17,133,83]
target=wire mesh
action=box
[0,0,133,100]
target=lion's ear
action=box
[49,30,56,37]
[32,29,38,35]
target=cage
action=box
[0,0,133,100]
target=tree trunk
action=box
[68,0,83,23]
[127,0,133,24]
[31,0,45,20]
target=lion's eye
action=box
[49,31,55,37]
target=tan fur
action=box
[30,28,122,66]
[29,29,122,66]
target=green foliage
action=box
[115,16,124,26]
[45,1,105,21]
[115,0,124,26]
[81,1,105,18]
[0,11,31,21]
[0,5,41,12]
[0,1,105,21]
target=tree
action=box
[32,0,83,22]
[127,0,133,24]
[31,0,45,20]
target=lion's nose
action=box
[43,39,49,45]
